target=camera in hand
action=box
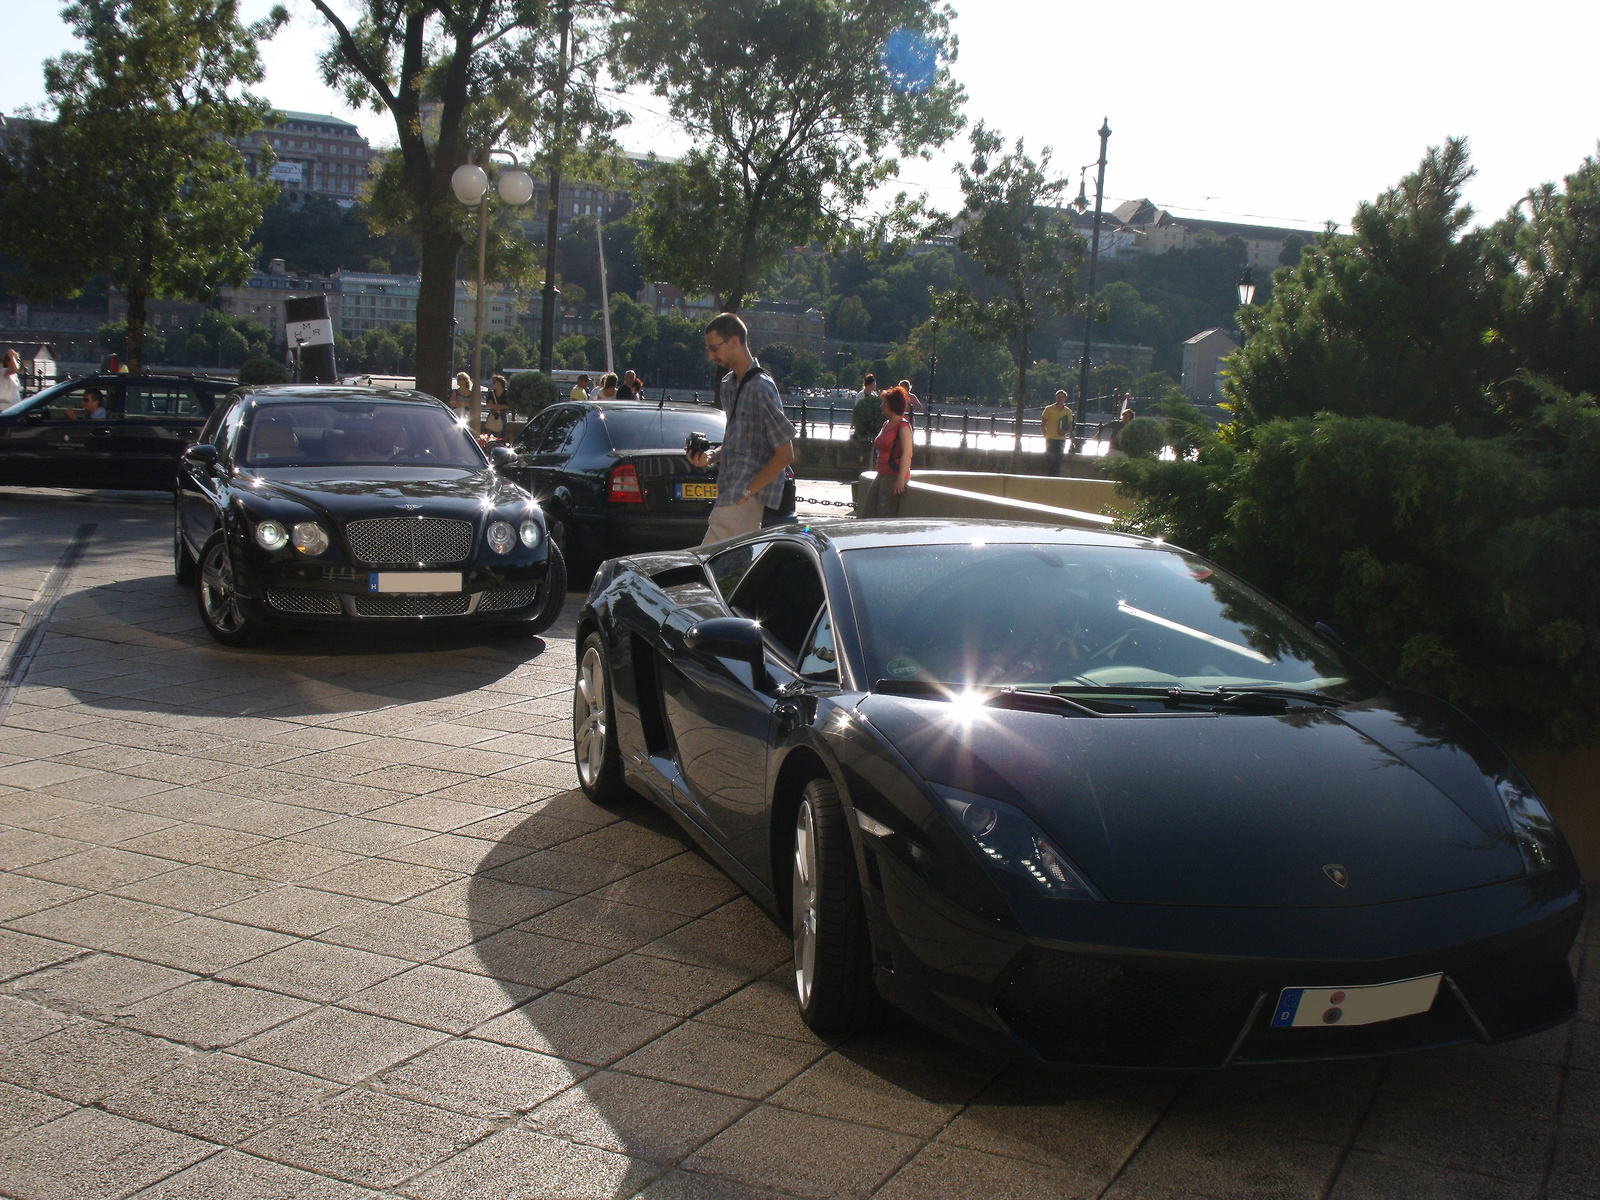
[684,431,711,457]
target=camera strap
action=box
[726,364,770,421]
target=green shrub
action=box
[238,358,289,384]
[506,371,558,416]
[1108,394,1600,748]
[1115,415,1165,458]
[852,390,882,440]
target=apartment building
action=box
[236,112,375,208]
[741,301,826,356]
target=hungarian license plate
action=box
[368,572,462,594]
[676,481,718,501]
[1271,973,1441,1028]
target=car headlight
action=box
[487,520,516,555]
[933,785,1101,900]
[292,522,329,555]
[254,520,288,551]
[519,519,542,548]
[1498,775,1559,874]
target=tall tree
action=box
[617,0,964,311]
[0,0,284,372]
[311,0,622,397]
[932,124,1084,467]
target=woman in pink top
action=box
[862,386,912,519]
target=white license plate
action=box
[368,572,462,594]
[1271,973,1441,1028]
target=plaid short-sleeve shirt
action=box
[714,361,795,509]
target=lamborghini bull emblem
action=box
[1323,863,1349,888]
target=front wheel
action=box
[195,532,262,646]
[173,512,195,585]
[793,777,877,1034]
[528,543,567,635]
[572,631,627,802]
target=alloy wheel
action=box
[793,800,819,1008]
[574,644,608,788]
[199,542,246,634]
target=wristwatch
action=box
[741,487,754,503]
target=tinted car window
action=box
[537,407,586,456]
[516,409,556,451]
[842,542,1365,696]
[798,609,837,680]
[125,381,206,420]
[9,381,110,421]
[600,408,725,452]
[240,401,487,469]
[708,542,765,601]
[729,544,826,661]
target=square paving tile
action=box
[126,1149,383,1199]
[400,1127,657,1200]
[683,1104,919,1198]
[0,1079,76,1143]
[119,979,316,1048]
[302,859,458,903]
[614,1020,827,1100]
[19,845,178,890]
[877,1142,1102,1200]
[103,1052,330,1144]
[562,953,751,1017]
[473,992,678,1066]
[7,893,187,951]
[339,964,533,1034]
[0,929,87,986]
[113,863,276,913]
[437,927,617,990]
[376,1037,584,1118]
[114,915,299,975]
[6,952,193,1017]
[216,940,412,1003]
[210,885,385,937]
[0,875,87,922]
[522,895,688,952]
[234,1005,446,1084]
[1327,1150,1540,1199]
[319,905,493,962]
[240,1088,491,1189]
[0,1106,212,1200]
[528,1069,750,1163]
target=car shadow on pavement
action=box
[41,575,564,717]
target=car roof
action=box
[585,400,724,416]
[779,518,1155,553]
[240,385,447,406]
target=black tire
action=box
[555,520,595,590]
[572,631,628,802]
[528,543,568,635]
[195,531,262,646]
[173,513,196,585]
[792,777,877,1034]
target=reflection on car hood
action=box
[856,691,1526,908]
[242,467,532,519]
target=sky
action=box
[6,0,1598,235]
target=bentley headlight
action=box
[254,520,288,551]
[934,785,1101,900]
[292,522,328,555]
[487,520,516,555]
[1497,775,1559,874]
[518,519,542,548]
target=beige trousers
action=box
[701,500,764,546]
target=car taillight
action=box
[608,463,643,503]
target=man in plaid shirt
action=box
[687,312,795,545]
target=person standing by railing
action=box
[0,350,19,407]
[860,386,913,519]
[1041,390,1073,475]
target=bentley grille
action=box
[476,585,536,613]
[354,593,471,617]
[267,588,342,615]
[345,517,473,566]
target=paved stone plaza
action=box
[0,490,1594,1200]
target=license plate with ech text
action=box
[369,572,462,594]
[1272,973,1441,1028]
[676,482,718,501]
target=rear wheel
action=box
[573,631,627,802]
[196,532,261,646]
[793,777,877,1034]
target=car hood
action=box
[855,691,1527,907]
[241,467,532,520]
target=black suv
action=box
[0,372,238,490]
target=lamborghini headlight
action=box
[932,785,1101,900]
[1497,775,1559,874]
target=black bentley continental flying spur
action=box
[175,386,565,644]
[572,519,1585,1068]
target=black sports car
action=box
[572,519,1585,1068]
[0,372,236,489]
[505,400,724,581]
[175,385,564,644]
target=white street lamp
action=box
[454,154,531,434]
[1237,268,1257,308]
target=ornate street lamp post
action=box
[452,155,534,433]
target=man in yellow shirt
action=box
[1041,390,1073,475]
[570,373,591,402]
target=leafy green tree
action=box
[886,318,1012,403]
[619,0,964,310]
[1229,140,1496,434]
[98,321,166,366]
[606,293,656,368]
[1091,363,1134,398]
[1134,370,1177,398]
[2,0,284,372]
[1024,358,1073,403]
[506,369,558,414]
[238,357,290,384]
[553,333,591,370]
[310,0,622,398]
[933,124,1085,467]
[831,296,871,341]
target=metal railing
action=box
[780,396,1125,456]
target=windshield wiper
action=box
[871,679,1106,716]
[1213,685,1346,707]
[1048,684,1295,711]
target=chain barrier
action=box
[795,495,855,509]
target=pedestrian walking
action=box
[597,373,619,399]
[486,374,510,437]
[0,350,19,407]
[570,373,591,402]
[1108,401,1135,455]
[1041,389,1073,475]
[686,313,796,546]
[861,385,913,519]
[896,378,923,412]
[449,372,474,420]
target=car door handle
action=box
[90,428,112,436]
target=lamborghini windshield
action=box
[841,541,1370,699]
[240,402,486,470]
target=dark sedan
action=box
[0,372,236,489]
[505,400,724,581]
[175,385,564,644]
[572,520,1585,1068]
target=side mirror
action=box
[685,617,767,688]
[489,445,518,470]
[182,442,219,469]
